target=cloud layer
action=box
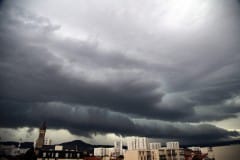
[0,0,240,144]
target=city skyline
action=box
[0,0,240,145]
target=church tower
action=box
[35,121,47,149]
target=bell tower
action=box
[35,121,47,149]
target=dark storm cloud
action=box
[0,101,238,143]
[0,6,193,122]
[1,5,239,123]
[0,0,240,143]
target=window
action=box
[55,152,59,158]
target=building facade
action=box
[125,140,184,160]
[150,148,184,160]
[166,142,179,149]
[125,150,151,160]
[94,148,107,157]
[114,140,123,156]
[127,137,148,150]
[37,145,90,160]
[149,143,161,150]
[44,138,52,146]
[93,147,115,157]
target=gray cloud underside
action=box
[0,0,240,143]
[0,101,238,144]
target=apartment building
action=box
[149,143,161,150]
[125,150,151,160]
[151,148,184,160]
[127,137,148,150]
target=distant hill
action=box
[58,140,127,152]
[59,140,93,152]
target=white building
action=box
[114,140,123,156]
[44,137,52,145]
[94,147,115,157]
[127,137,148,150]
[149,143,161,150]
[106,147,115,157]
[54,145,63,151]
[125,140,184,160]
[151,147,185,160]
[188,146,201,152]
[166,141,179,149]
[94,147,107,156]
[124,150,151,160]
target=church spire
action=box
[40,121,47,130]
[35,121,47,149]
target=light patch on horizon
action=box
[210,113,240,131]
[0,127,88,144]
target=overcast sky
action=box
[0,0,240,145]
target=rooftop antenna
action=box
[18,138,22,150]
